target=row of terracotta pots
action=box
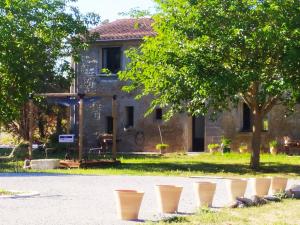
[254,177,288,196]
[115,177,288,221]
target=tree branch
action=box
[262,95,279,115]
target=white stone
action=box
[30,159,60,170]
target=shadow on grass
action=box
[113,162,300,176]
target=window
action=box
[125,106,134,128]
[106,116,113,134]
[263,118,269,131]
[156,108,162,120]
[242,103,269,132]
[242,103,252,131]
[102,47,121,74]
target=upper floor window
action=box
[102,47,121,74]
[155,108,163,120]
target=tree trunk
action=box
[250,110,262,170]
[38,112,45,139]
[56,111,63,134]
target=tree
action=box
[119,0,300,169]
[0,0,99,139]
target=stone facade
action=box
[72,20,300,153]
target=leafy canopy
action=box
[120,0,300,119]
[0,0,99,123]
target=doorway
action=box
[192,116,205,152]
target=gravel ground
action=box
[0,173,299,225]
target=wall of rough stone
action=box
[75,41,189,153]
[75,42,300,154]
[206,104,300,152]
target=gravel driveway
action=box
[0,173,299,225]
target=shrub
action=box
[208,143,220,150]
[269,140,278,148]
[156,143,169,151]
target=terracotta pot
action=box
[209,148,219,153]
[228,179,247,202]
[156,185,183,213]
[239,147,248,153]
[270,147,278,155]
[194,182,216,207]
[271,177,288,194]
[253,178,271,196]
[115,190,144,220]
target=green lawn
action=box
[146,199,300,225]
[1,152,300,178]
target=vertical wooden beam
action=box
[28,94,34,159]
[78,93,85,161]
[112,95,117,160]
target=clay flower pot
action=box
[253,178,271,196]
[194,182,216,207]
[228,179,247,202]
[270,147,278,155]
[156,185,183,213]
[271,177,288,194]
[115,190,144,220]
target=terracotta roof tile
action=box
[91,18,155,41]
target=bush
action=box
[269,140,278,148]
[13,142,30,160]
[156,143,169,150]
[208,143,220,150]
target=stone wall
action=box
[75,42,189,152]
[206,104,300,152]
[75,42,300,153]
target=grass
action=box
[146,199,300,225]
[0,189,17,196]
[1,151,300,178]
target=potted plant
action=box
[221,137,231,153]
[269,140,278,155]
[207,143,220,153]
[239,143,248,153]
[194,182,216,207]
[156,143,169,154]
[155,185,183,213]
[114,189,144,220]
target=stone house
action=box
[72,18,300,153]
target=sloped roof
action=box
[91,18,155,41]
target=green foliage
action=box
[0,189,18,196]
[0,0,100,124]
[118,7,153,19]
[221,137,231,147]
[13,142,30,160]
[120,0,300,119]
[119,0,300,168]
[156,143,169,150]
[269,140,279,148]
[207,143,220,150]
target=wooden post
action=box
[28,94,34,159]
[78,93,85,161]
[112,95,117,160]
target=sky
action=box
[74,0,157,22]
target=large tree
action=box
[119,0,300,169]
[0,0,99,133]
[0,0,99,141]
